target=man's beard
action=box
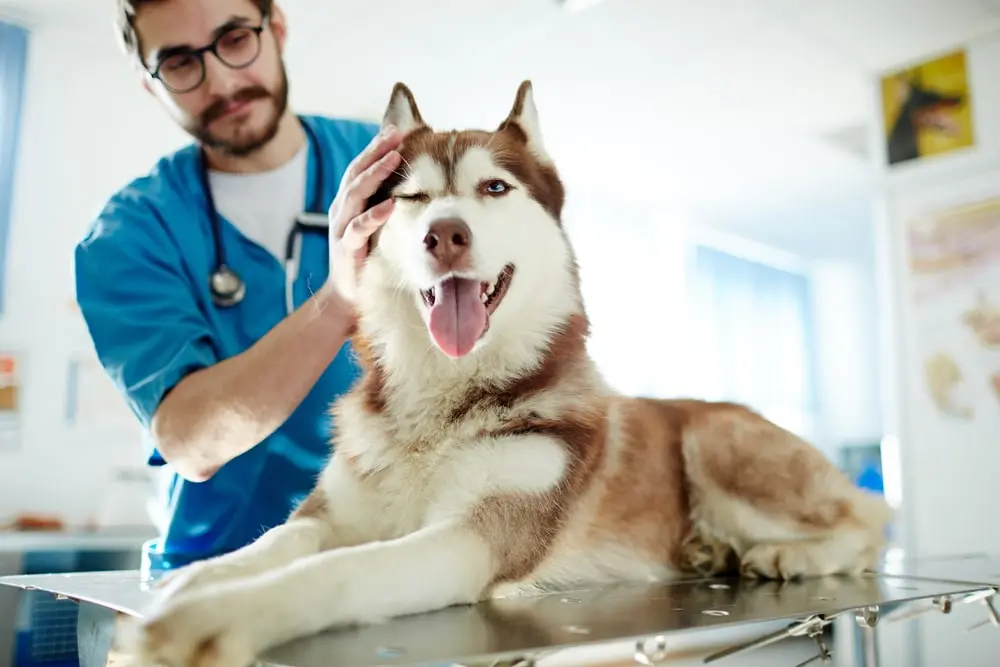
[186,65,290,157]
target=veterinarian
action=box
[74,0,401,574]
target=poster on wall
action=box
[0,351,22,451]
[880,48,975,167]
[905,194,1000,420]
[64,352,142,443]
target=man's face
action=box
[135,0,289,156]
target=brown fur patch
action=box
[452,312,591,421]
[192,636,220,667]
[582,397,867,576]
[367,126,564,222]
[288,487,328,520]
[347,334,387,416]
[505,81,533,120]
[474,407,607,587]
[687,405,859,531]
[591,398,695,568]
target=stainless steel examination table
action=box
[2,552,1000,667]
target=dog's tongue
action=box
[428,277,487,358]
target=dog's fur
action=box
[127,81,893,667]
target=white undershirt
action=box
[206,145,308,262]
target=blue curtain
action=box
[0,20,29,316]
[688,244,819,438]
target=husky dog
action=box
[128,81,893,667]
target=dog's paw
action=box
[740,543,814,581]
[149,567,191,592]
[153,560,245,600]
[126,597,257,667]
[679,532,739,577]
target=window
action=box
[686,242,819,440]
[0,20,29,316]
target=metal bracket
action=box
[483,657,537,667]
[702,604,885,666]
[703,611,848,665]
[882,586,1000,632]
[963,588,1000,632]
[793,622,833,666]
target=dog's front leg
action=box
[131,432,573,666]
[132,520,494,667]
[151,515,331,597]
[152,453,378,600]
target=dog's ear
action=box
[383,82,425,134]
[498,80,550,162]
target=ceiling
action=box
[3,0,999,260]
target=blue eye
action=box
[481,179,511,196]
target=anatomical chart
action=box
[905,194,1000,421]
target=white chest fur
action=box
[319,395,572,547]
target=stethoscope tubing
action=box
[202,118,329,313]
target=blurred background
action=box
[0,0,999,665]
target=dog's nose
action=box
[424,218,472,271]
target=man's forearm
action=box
[151,285,356,482]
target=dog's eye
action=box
[394,192,430,203]
[479,179,512,197]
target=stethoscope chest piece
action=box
[210,264,247,307]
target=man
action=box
[75,0,402,574]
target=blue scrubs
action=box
[74,115,379,573]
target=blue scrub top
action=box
[74,115,379,573]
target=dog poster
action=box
[880,49,975,166]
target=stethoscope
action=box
[202,118,330,315]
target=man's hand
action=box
[326,125,403,308]
[148,126,405,482]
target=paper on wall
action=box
[65,352,141,440]
[905,194,1000,422]
[0,351,22,451]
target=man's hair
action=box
[114,0,273,65]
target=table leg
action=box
[76,602,116,667]
[859,623,880,667]
[855,606,881,667]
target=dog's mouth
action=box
[419,264,515,358]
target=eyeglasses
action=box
[148,16,268,94]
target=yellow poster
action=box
[881,49,975,166]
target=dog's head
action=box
[896,74,965,134]
[357,81,582,367]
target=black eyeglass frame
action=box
[146,14,270,94]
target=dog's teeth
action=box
[486,284,495,295]
[480,292,488,303]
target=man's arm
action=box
[151,127,403,482]
[149,284,352,482]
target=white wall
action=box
[564,195,692,400]
[0,25,189,526]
